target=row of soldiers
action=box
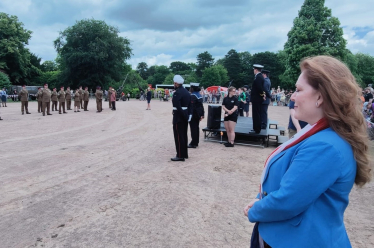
[17,84,112,115]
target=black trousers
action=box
[252,102,262,133]
[111,101,116,110]
[189,118,200,146]
[173,121,188,158]
[261,104,269,129]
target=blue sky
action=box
[1,0,373,68]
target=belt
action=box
[173,107,188,110]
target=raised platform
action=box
[202,117,288,148]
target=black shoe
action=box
[84,110,89,111]
[188,144,197,148]
[22,113,24,115]
[77,110,80,112]
[74,111,76,112]
[43,113,45,116]
[0,118,2,120]
[59,112,62,114]
[26,112,31,114]
[47,113,52,115]
[224,143,234,147]
[171,157,185,162]
[63,112,67,114]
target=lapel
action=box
[263,150,287,182]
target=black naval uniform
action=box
[189,92,205,147]
[250,72,270,133]
[172,85,191,159]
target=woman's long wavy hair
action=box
[300,56,372,186]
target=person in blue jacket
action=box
[244,56,372,248]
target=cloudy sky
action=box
[1,0,373,68]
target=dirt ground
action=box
[0,99,373,248]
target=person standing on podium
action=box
[171,75,191,162]
[250,64,270,134]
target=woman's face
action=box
[291,72,323,124]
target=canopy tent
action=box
[205,86,228,92]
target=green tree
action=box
[163,73,174,85]
[223,49,241,87]
[0,71,11,88]
[0,12,33,84]
[146,65,170,87]
[238,51,253,87]
[136,62,149,80]
[201,65,229,88]
[355,53,374,87]
[283,0,347,87]
[169,61,190,74]
[196,51,214,78]
[41,60,58,72]
[252,51,284,88]
[54,18,132,89]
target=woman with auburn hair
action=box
[244,56,372,248]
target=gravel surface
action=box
[0,100,373,248]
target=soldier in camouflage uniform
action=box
[41,84,52,116]
[51,88,58,111]
[19,85,31,115]
[65,87,72,110]
[58,86,67,114]
[95,86,103,112]
[37,87,43,113]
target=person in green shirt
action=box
[238,87,246,116]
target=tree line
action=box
[1,0,374,94]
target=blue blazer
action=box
[248,128,356,248]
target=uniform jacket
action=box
[83,90,89,101]
[191,93,204,120]
[65,90,72,100]
[57,90,66,102]
[41,88,51,103]
[95,90,103,100]
[51,91,58,101]
[37,91,43,101]
[172,86,191,124]
[74,92,80,102]
[251,73,271,103]
[78,89,84,100]
[262,77,271,105]
[19,89,29,101]
[248,128,356,248]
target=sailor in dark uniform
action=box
[250,64,271,134]
[261,70,271,129]
[171,75,191,162]
[188,82,205,148]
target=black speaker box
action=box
[207,105,222,129]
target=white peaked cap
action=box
[173,75,184,84]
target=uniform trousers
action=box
[189,118,200,146]
[66,100,71,110]
[84,101,89,110]
[42,102,51,115]
[80,99,83,108]
[261,103,269,129]
[59,102,66,113]
[52,101,58,111]
[96,100,102,111]
[38,100,42,112]
[21,101,29,113]
[173,121,188,158]
[252,102,262,133]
